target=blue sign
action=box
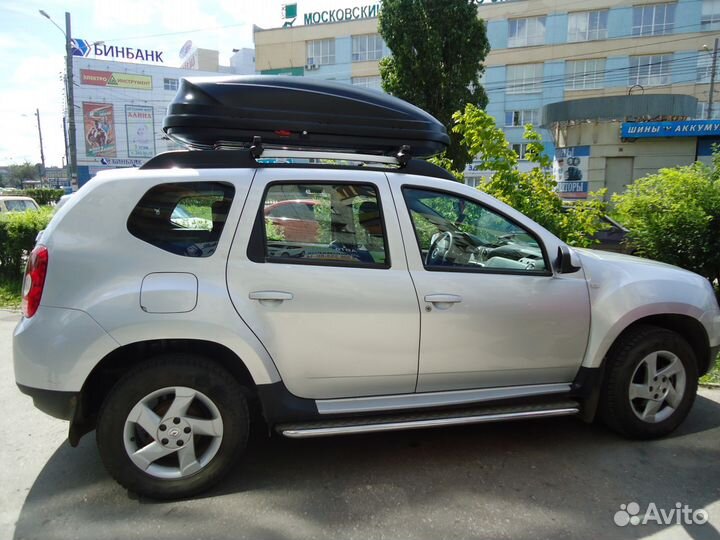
[71,38,90,57]
[622,120,720,139]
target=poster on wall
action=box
[554,145,590,199]
[125,105,155,158]
[82,102,116,157]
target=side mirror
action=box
[557,245,581,274]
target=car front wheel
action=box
[599,325,698,439]
[96,354,249,499]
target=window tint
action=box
[403,188,547,273]
[261,183,388,267]
[127,182,234,257]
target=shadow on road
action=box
[13,395,720,540]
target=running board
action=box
[278,401,579,439]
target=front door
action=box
[227,169,420,400]
[390,179,591,393]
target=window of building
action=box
[127,182,235,258]
[504,109,540,126]
[566,58,606,90]
[696,102,720,119]
[352,34,384,62]
[259,183,388,267]
[163,78,178,91]
[306,38,336,66]
[506,64,544,94]
[567,10,608,42]
[629,54,672,86]
[702,0,720,30]
[402,187,547,273]
[632,3,676,36]
[511,143,529,159]
[508,16,546,47]
[697,52,720,82]
[352,75,382,90]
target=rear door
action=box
[227,168,420,400]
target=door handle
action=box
[424,294,462,304]
[249,291,294,301]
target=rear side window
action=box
[127,182,235,257]
[253,182,389,267]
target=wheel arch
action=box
[71,338,261,446]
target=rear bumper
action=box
[17,383,78,421]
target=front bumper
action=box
[17,383,78,420]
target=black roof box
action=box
[163,76,449,158]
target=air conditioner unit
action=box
[305,63,319,70]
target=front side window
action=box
[629,54,671,86]
[506,63,544,94]
[508,16,546,47]
[566,58,606,90]
[403,188,547,274]
[259,183,388,267]
[632,3,676,36]
[568,10,608,42]
[127,182,234,257]
[306,39,335,66]
[352,34,384,62]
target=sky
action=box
[0,0,353,167]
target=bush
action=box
[432,104,608,247]
[613,161,720,283]
[22,188,65,206]
[0,207,54,280]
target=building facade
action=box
[252,0,720,195]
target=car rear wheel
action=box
[97,354,248,499]
[599,325,698,439]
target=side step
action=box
[278,400,580,439]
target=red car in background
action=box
[264,199,320,242]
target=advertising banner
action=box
[83,102,116,158]
[554,146,590,199]
[80,69,152,90]
[125,105,155,158]
[621,120,720,139]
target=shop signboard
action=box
[554,146,590,199]
[125,105,155,158]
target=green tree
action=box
[613,160,720,282]
[5,162,38,188]
[433,104,607,247]
[379,0,490,170]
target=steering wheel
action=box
[426,231,454,266]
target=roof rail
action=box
[258,149,400,166]
[139,149,457,182]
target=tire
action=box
[599,325,698,439]
[96,354,249,499]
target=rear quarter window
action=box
[126,181,235,257]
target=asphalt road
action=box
[1,310,719,540]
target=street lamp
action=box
[39,9,77,188]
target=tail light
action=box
[22,245,48,318]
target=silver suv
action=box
[13,79,720,500]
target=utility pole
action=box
[65,12,77,188]
[34,109,46,183]
[40,9,77,187]
[707,37,719,120]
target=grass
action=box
[0,277,21,310]
[701,355,720,385]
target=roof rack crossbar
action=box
[259,149,401,166]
